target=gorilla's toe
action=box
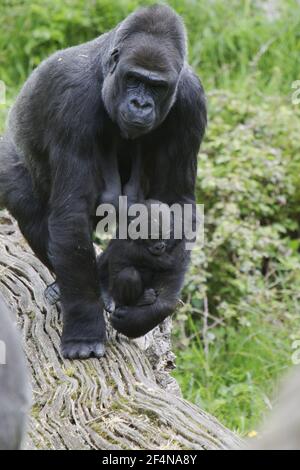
[61,340,106,360]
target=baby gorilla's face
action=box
[146,239,167,256]
[144,234,178,256]
[131,199,176,256]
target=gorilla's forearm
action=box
[47,155,106,359]
[111,268,184,338]
[48,204,106,359]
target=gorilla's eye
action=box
[126,73,140,89]
[111,49,119,60]
[109,49,119,73]
[150,82,169,98]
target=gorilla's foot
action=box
[44,282,61,305]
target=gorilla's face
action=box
[102,45,181,139]
[116,64,177,139]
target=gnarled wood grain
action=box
[0,211,242,450]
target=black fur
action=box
[0,5,206,358]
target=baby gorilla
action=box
[98,200,190,338]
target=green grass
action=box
[174,307,300,435]
[1,0,300,437]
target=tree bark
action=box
[0,211,242,450]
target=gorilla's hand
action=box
[137,288,157,306]
[111,306,147,337]
[111,302,164,338]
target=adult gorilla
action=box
[0,5,206,359]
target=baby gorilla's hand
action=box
[111,301,159,338]
[111,306,143,337]
[137,288,157,306]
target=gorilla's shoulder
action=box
[171,67,207,130]
[20,31,114,99]
[37,37,110,82]
[178,67,206,109]
[11,34,112,136]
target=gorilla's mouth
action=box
[119,111,153,138]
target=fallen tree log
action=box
[0,211,242,450]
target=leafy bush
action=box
[174,91,300,433]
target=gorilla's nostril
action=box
[130,98,152,112]
[130,98,140,109]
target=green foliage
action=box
[0,0,300,436]
[174,92,300,434]
[174,312,297,434]
[196,91,300,316]
[0,0,141,88]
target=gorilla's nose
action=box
[128,98,153,120]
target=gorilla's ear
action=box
[109,49,120,74]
